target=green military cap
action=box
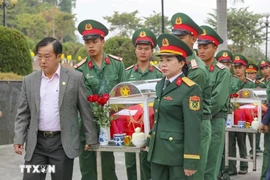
[171,13,203,36]
[157,33,193,58]
[216,50,233,63]
[78,19,108,40]
[132,28,157,48]
[198,25,223,46]
[245,63,258,73]
[232,54,248,67]
[258,59,270,69]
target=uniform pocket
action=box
[160,131,183,141]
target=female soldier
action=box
[147,33,202,179]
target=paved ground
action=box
[0,135,265,180]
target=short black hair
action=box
[35,37,62,56]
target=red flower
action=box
[87,94,99,102]
[233,94,239,98]
[97,97,108,106]
[229,94,233,98]
[101,93,110,101]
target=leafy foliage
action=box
[104,36,136,68]
[206,7,264,53]
[143,11,170,37]
[104,10,142,37]
[0,26,32,75]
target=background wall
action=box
[0,81,22,145]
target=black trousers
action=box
[23,132,74,180]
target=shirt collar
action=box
[166,72,183,83]
[42,64,61,79]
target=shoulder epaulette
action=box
[153,65,162,72]
[125,65,134,71]
[216,62,226,69]
[190,59,198,69]
[108,54,122,61]
[182,77,196,87]
[256,80,265,84]
[259,78,265,82]
[246,78,254,83]
[74,58,87,69]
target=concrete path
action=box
[0,135,265,180]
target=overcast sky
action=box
[73,0,269,40]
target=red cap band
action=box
[233,60,246,66]
[198,35,219,46]
[173,24,199,36]
[218,56,231,62]
[135,36,154,46]
[160,45,187,58]
[82,29,105,38]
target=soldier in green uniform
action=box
[228,54,256,176]
[125,28,162,180]
[258,60,270,180]
[74,19,126,180]
[147,33,202,180]
[216,50,240,180]
[197,25,231,180]
[171,13,212,180]
[246,63,264,155]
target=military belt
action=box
[202,114,212,120]
[38,131,61,138]
[212,112,227,119]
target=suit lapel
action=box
[59,66,69,108]
[156,78,165,98]
[34,71,42,113]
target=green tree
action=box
[206,7,263,53]
[0,26,32,75]
[104,36,136,67]
[75,46,88,62]
[144,11,170,37]
[103,11,142,37]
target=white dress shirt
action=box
[39,65,61,131]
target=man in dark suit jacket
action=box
[13,37,98,180]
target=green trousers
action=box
[261,133,270,180]
[125,151,151,180]
[228,132,248,172]
[193,119,211,180]
[151,162,192,180]
[248,132,262,153]
[204,118,225,180]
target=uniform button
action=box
[155,109,158,113]
[154,121,157,123]
[153,131,155,135]
[158,99,160,102]
[169,137,173,141]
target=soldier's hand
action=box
[184,169,196,176]
[85,143,99,151]
[14,144,24,155]
[258,124,268,133]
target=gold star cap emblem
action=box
[139,31,146,37]
[249,65,253,68]
[235,56,240,60]
[262,61,265,64]
[175,17,182,24]
[201,29,206,36]
[162,38,169,46]
[222,52,228,57]
[62,82,66,85]
[85,23,92,30]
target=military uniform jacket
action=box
[208,59,231,117]
[75,53,126,95]
[147,73,202,170]
[230,75,240,94]
[187,53,211,117]
[125,64,163,81]
[238,78,256,90]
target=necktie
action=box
[163,80,170,90]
